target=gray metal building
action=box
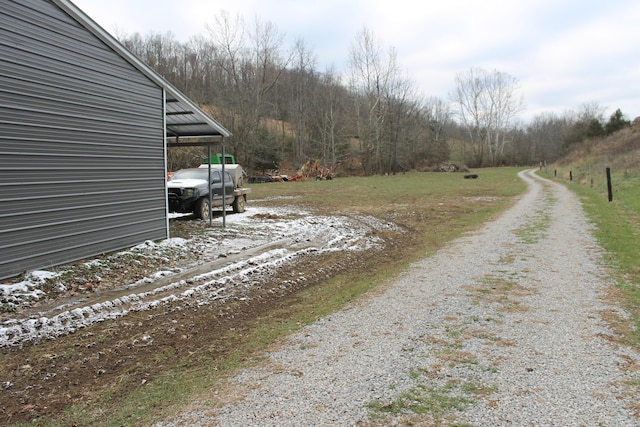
[0,0,230,279]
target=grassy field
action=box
[15,164,640,426]
[253,169,526,255]
[11,168,530,427]
[138,168,526,424]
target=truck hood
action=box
[167,179,207,188]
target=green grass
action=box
[253,169,526,257]
[20,168,527,427]
[367,383,473,417]
[513,191,553,244]
[139,169,527,425]
[367,378,495,422]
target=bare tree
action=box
[290,37,317,167]
[561,101,607,147]
[525,112,568,164]
[423,97,452,165]
[204,11,250,159]
[348,27,398,174]
[247,17,292,170]
[382,73,419,173]
[574,101,606,123]
[307,67,350,168]
[203,12,291,169]
[451,67,524,166]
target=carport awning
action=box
[164,90,231,139]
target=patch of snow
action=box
[0,205,402,347]
[159,238,188,247]
[1,270,58,306]
[83,259,102,268]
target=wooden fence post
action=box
[606,167,613,202]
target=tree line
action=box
[118,13,633,174]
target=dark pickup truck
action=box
[167,166,250,219]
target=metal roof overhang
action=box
[55,0,232,141]
[164,90,230,141]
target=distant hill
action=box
[556,120,640,186]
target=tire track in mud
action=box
[0,212,396,348]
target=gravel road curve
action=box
[156,169,640,426]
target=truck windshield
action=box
[170,169,217,181]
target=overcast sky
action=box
[72,0,639,123]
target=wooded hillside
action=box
[118,16,636,175]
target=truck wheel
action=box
[195,197,211,220]
[232,195,246,213]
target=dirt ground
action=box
[0,206,400,425]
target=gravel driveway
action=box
[157,169,640,426]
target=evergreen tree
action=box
[605,108,631,135]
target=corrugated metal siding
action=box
[0,0,168,279]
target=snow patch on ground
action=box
[0,206,400,348]
[0,271,58,308]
